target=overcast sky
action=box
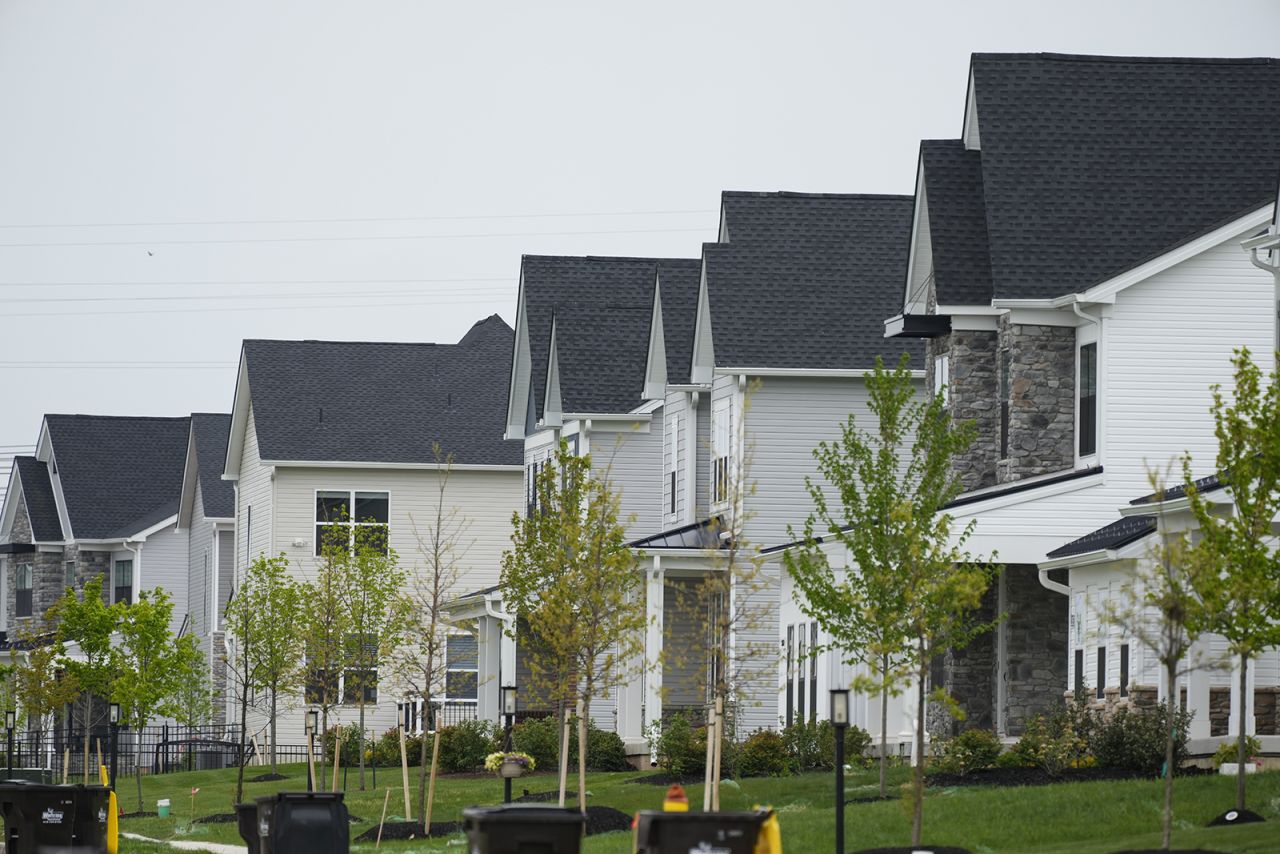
[1,0,1277,496]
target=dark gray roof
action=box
[970,53,1280,300]
[1129,471,1227,506]
[552,304,652,414]
[703,204,923,371]
[13,457,62,542]
[244,314,519,467]
[656,260,702,386]
[1045,515,1156,559]
[720,191,912,249]
[191,413,234,519]
[520,256,695,419]
[45,415,191,540]
[629,517,727,550]
[919,140,992,306]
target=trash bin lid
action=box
[462,804,586,824]
[256,790,345,805]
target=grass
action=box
[113,762,1280,852]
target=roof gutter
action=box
[1037,565,1072,597]
[1243,231,1280,274]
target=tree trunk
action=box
[577,696,589,816]
[358,699,367,790]
[911,658,926,846]
[1236,652,1248,812]
[135,762,143,813]
[417,711,429,826]
[270,688,278,775]
[879,654,889,800]
[557,704,571,807]
[234,682,250,805]
[318,708,329,799]
[1162,661,1175,851]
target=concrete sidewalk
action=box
[121,831,245,853]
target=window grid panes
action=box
[114,560,133,605]
[1079,342,1098,457]
[444,634,479,702]
[315,490,389,555]
[15,563,33,617]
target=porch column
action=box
[1228,654,1257,737]
[643,556,664,733]
[477,615,502,724]
[1185,641,1212,741]
[617,585,646,747]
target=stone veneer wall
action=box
[210,632,229,727]
[996,316,1077,484]
[941,584,997,735]
[62,544,111,603]
[4,501,67,628]
[930,329,1001,491]
[1001,565,1068,735]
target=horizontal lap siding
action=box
[140,523,189,635]
[187,482,213,639]
[735,567,780,733]
[217,529,233,627]
[663,392,684,527]
[694,395,710,520]
[591,421,662,541]
[237,406,273,573]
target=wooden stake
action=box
[62,748,70,785]
[375,788,390,849]
[250,735,262,767]
[711,696,723,812]
[424,729,441,836]
[702,705,715,811]
[96,739,104,775]
[331,733,342,792]
[306,733,317,791]
[398,726,411,821]
[558,711,571,807]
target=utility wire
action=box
[5,295,509,319]
[0,276,510,288]
[0,208,714,230]
[0,226,708,249]
[2,286,516,304]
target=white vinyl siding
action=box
[137,521,189,634]
[710,388,733,509]
[187,479,214,639]
[735,567,780,734]
[586,418,663,541]
[237,405,273,572]
[664,410,679,524]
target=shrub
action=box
[845,724,873,767]
[584,724,632,771]
[782,720,835,772]
[1092,703,1192,775]
[1212,735,1262,768]
[651,713,706,778]
[510,714,632,772]
[437,719,499,773]
[320,723,364,765]
[994,749,1031,768]
[511,715,560,770]
[1013,699,1094,777]
[934,728,1003,776]
[738,729,790,778]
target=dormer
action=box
[541,315,563,429]
[689,263,715,385]
[642,272,667,400]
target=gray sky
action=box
[2,0,1278,498]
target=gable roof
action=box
[45,414,190,540]
[13,457,62,542]
[242,314,519,467]
[656,260,703,386]
[190,413,234,519]
[720,191,910,249]
[969,53,1280,300]
[1044,514,1157,559]
[551,304,653,414]
[519,256,695,421]
[702,194,923,370]
[918,140,992,306]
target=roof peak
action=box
[972,52,1278,66]
[46,413,190,423]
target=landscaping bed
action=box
[927,765,1212,788]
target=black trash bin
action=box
[0,780,87,853]
[633,809,771,854]
[254,791,348,854]
[68,784,110,853]
[462,804,586,854]
[236,802,261,854]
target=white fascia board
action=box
[563,412,654,423]
[934,305,1001,332]
[902,156,928,313]
[631,399,664,416]
[1038,549,1116,572]
[1004,308,1081,327]
[1241,232,1280,250]
[935,304,1002,315]
[949,470,1105,518]
[505,273,530,440]
[209,518,235,526]
[1117,488,1234,518]
[642,272,667,400]
[176,426,200,530]
[666,383,711,391]
[524,428,559,452]
[884,314,906,337]
[222,353,251,481]
[260,460,523,472]
[714,366,925,380]
[122,514,180,542]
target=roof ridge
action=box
[972,51,1278,66]
[522,253,694,263]
[246,338,448,348]
[45,414,190,422]
[721,190,913,200]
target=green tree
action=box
[1183,347,1280,814]
[10,617,79,767]
[301,539,353,793]
[170,649,215,771]
[784,355,996,845]
[335,522,408,791]
[51,576,119,733]
[242,556,304,774]
[1103,466,1208,851]
[501,441,645,813]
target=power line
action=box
[0,226,708,249]
[0,276,510,289]
[5,295,510,319]
[0,208,715,230]
[2,286,517,305]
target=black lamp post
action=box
[304,709,319,791]
[501,686,517,804]
[830,689,850,854]
[108,703,120,792]
[5,710,15,778]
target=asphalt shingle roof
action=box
[720,191,911,249]
[702,194,923,370]
[656,260,702,386]
[919,140,993,306]
[552,304,652,414]
[1045,515,1156,559]
[971,53,1280,300]
[190,413,234,519]
[244,315,519,467]
[45,415,191,540]
[520,256,696,419]
[1129,471,1227,505]
[13,457,62,542]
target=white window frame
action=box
[113,559,133,605]
[666,411,679,522]
[14,562,33,617]
[64,560,75,590]
[313,489,391,555]
[711,396,733,507]
[442,633,479,704]
[1075,324,1100,466]
[934,353,950,404]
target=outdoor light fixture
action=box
[305,709,319,735]
[4,710,12,778]
[829,689,850,728]
[3,711,13,730]
[108,703,120,726]
[500,686,518,804]
[501,686,517,717]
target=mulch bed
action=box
[248,773,288,782]
[1112,850,1228,853]
[1208,808,1264,826]
[846,794,896,805]
[354,820,463,841]
[514,788,574,803]
[627,772,705,786]
[194,813,237,824]
[120,811,159,818]
[926,765,1212,788]
[584,806,632,835]
[852,847,970,854]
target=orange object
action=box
[662,784,689,812]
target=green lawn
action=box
[114,763,1280,852]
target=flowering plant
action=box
[484,751,536,773]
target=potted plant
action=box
[485,751,536,779]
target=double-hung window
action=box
[1078,342,1098,458]
[15,563,33,617]
[526,461,541,517]
[315,491,389,555]
[342,634,379,705]
[444,634,479,703]
[64,561,76,590]
[113,559,133,605]
[711,397,732,505]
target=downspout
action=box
[685,391,699,525]
[120,538,143,603]
[1037,565,1071,596]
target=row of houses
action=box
[3,52,1280,760]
